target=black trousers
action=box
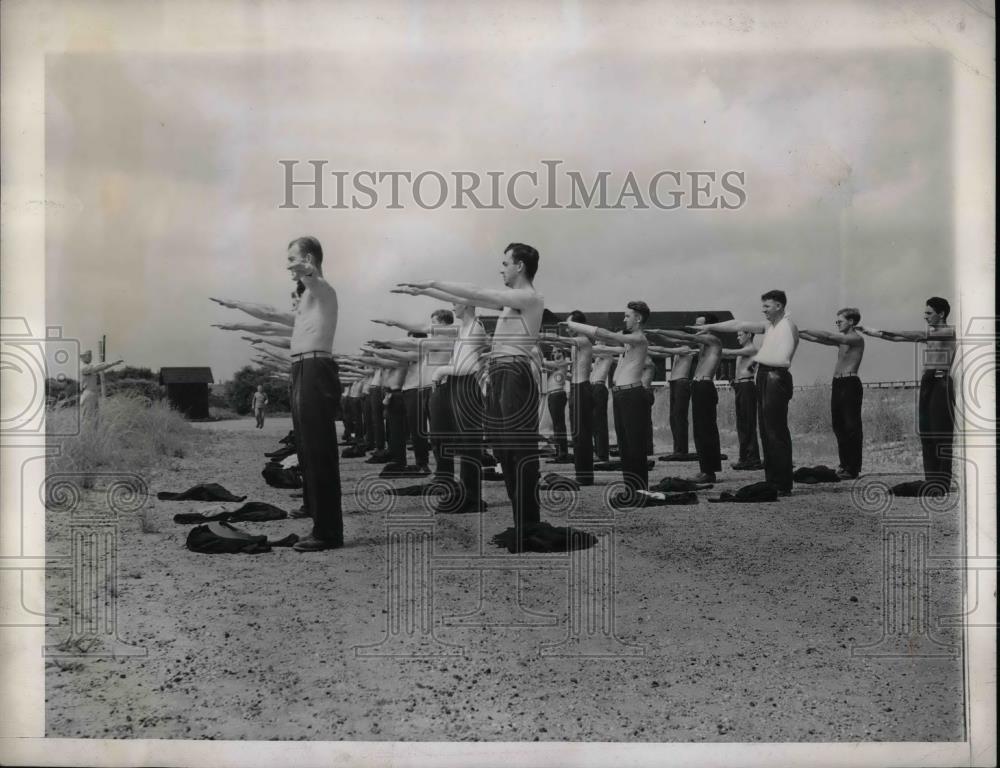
[450,373,486,506]
[644,387,655,456]
[756,365,793,492]
[669,379,692,454]
[691,380,721,474]
[367,385,386,452]
[385,390,407,465]
[831,376,864,475]
[340,395,354,439]
[569,382,594,484]
[402,387,431,467]
[290,358,343,544]
[428,382,455,479]
[591,382,610,462]
[918,371,954,483]
[611,386,649,492]
[734,380,762,464]
[547,390,569,456]
[484,358,540,529]
[357,392,370,450]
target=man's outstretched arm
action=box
[693,319,768,334]
[210,297,294,326]
[857,325,953,343]
[800,329,862,346]
[213,321,293,337]
[390,285,505,311]
[397,281,530,311]
[80,359,124,376]
[561,321,644,346]
[646,329,717,347]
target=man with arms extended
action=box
[547,310,595,485]
[698,290,799,495]
[212,235,344,551]
[647,314,725,483]
[858,297,956,487]
[564,301,652,507]
[799,308,866,479]
[397,243,547,548]
[720,331,764,470]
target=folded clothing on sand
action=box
[649,477,713,492]
[157,483,247,502]
[491,522,598,553]
[792,465,841,484]
[262,462,303,489]
[707,481,779,503]
[635,490,699,506]
[185,521,299,554]
[173,502,287,525]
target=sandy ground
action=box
[45,415,966,741]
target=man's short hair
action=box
[288,236,324,267]
[431,309,454,325]
[569,310,587,324]
[760,289,787,306]
[504,243,539,280]
[627,301,650,324]
[926,296,951,320]
[702,313,719,325]
[837,307,861,324]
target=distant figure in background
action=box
[858,297,956,487]
[251,385,269,429]
[799,308,866,479]
[78,350,124,425]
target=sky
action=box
[45,46,954,384]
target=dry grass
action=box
[47,393,200,482]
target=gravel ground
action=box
[45,417,966,741]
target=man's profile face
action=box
[286,244,312,279]
[737,330,751,345]
[835,314,853,332]
[623,309,640,331]
[761,300,783,321]
[500,255,520,287]
[924,305,945,326]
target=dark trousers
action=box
[569,382,594,484]
[669,379,692,454]
[340,395,354,439]
[831,377,864,475]
[428,382,455,479]
[402,387,431,467]
[591,382,610,461]
[385,390,407,465]
[450,373,486,505]
[644,387,655,456]
[756,365,793,492]
[484,358,540,529]
[918,371,954,483]
[357,392,370,450]
[367,385,385,452]
[611,386,649,492]
[734,380,762,464]
[691,380,721,474]
[547,390,569,456]
[290,358,343,544]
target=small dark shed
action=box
[159,367,214,419]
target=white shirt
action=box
[753,314,799,368]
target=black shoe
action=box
[690,472,717,483]
[778,489,792,497]
[836,468,859,480]
[290,505,311,519]
[293,535,342,552]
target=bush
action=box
[47,392,200,481]
[105,377,164,402]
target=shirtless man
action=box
[720,331,763,470]
[212,236,343,551]
[648,315,724,482]
[799,308,866,478]
[78,351,124,424]
[589,347,616,463]
[661,324,700,460]
[698,291,799,495]
[541,347,572,461]
[563,301,651,506]
[397,243,548,547]
[546,310,595,485]
[858,297,956,486]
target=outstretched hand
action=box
[390,287,420,296]
[371,319,398,327]
[396,281,433,291]
[210,297,237,309]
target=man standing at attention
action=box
[212,235,344,551]
[799,308,866,479]
[721,331,764,471]
[698,291,799,495]
[858,297,956,487]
